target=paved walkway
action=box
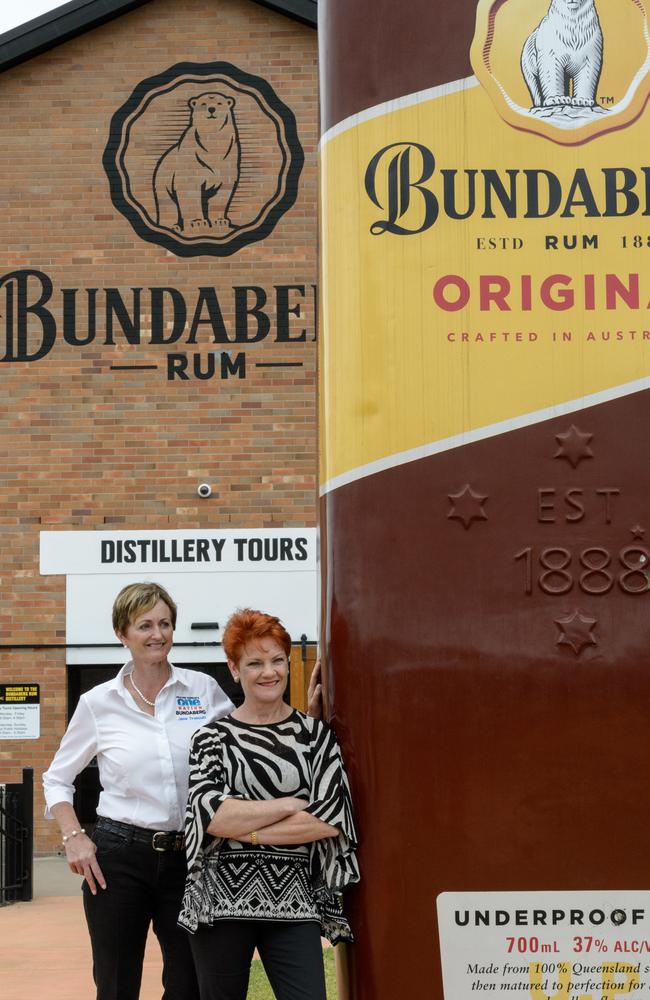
[1,858,169,999]
[2,858,335,999]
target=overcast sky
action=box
[0,1,69,35]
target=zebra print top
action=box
[178,710,359,943]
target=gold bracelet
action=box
[62,828,86,845]
[251,830,259,847]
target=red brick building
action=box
[0,0,318,855]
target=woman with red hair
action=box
[179,608,358,1000]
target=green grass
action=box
[247,948,338,999]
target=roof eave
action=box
[0,0,316,76]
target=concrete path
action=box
[1,857,167,1000]
[2,857,334,998]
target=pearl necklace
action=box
[129,667,169,707]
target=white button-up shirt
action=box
[43,662,234,831]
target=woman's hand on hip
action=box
[65,833,106,895]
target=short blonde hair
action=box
[112,582,177,635]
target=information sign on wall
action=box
[0,685,40,740]
[40,528,317,575]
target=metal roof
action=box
[0,0,317,74]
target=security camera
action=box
[197,483,212,498]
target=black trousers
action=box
[189,920,327,1000]
[83,823,198,1000]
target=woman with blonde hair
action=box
[43,581,235,1000]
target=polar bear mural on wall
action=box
[521,0,604,110]
[153,92,241,235]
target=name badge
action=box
[175,696,208,720]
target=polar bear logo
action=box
[521,0,603,110]
[153,92,241,234]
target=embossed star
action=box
[631,524,646,540]
[554,425,594,468]
[447,484,488,529]
[554,609,598,656]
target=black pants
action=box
[189,920,327,1000]
[83,823,198,1000]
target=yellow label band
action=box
[320,63,650,491]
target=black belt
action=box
[95,816,185,852]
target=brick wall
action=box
[0,0,318,854]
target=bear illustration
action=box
[521,0,603,109]
[153,92,240,234]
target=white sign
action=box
[0,685,40,739]
[64,568,318,665]
[40,528,317,575]
[437,891,650,1000]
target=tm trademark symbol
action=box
[600,95,615,105]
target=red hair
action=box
[222,608,291,663]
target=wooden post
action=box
[289,641,317,711]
